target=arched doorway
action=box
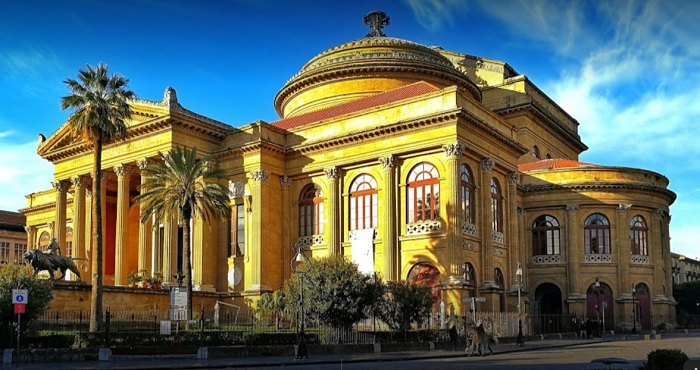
[407,261,441,301]
[533,283,563,334]
[634,283,651,330]
[586,280,614,334]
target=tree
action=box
[61,63,135,332]
[673,280,700,315]
[0,265,53,347]
[258,290,287,330]
[284,255,377,330]
[379,280,433,340]
[134,146,231,320]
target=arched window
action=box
[463,262,477,296]
[407,261,441,301]
[460,164,475,224]
[299,184,324,237]
[532,215,560,255]
[494,267,506,312]
[584,213,610,254]
[407,162,440,223]
[545,153,552,159]
[39,231,51,249]
[491,178,503,232]
[532,145,540,159]
[630,215,648,256]
[349,174,378,230]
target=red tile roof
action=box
[271,81,441,130]
[518,159,599,172]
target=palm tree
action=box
[134,146,231,319]
[61,63,135,332]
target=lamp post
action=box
[515,262,525,347]
[292,243,309,359]
[631,284,637,335]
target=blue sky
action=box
[1,0,698,258]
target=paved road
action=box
[2,334,699,369]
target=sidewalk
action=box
[2,337,608,370]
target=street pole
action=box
[516,262,524,347]
[293,243,309,359]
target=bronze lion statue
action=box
[23,248,81,280]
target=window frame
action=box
[460,164,475,224]
[349,174,378,230]
[299,184,324,236]
[584,213,611,254]
[532,215,561,256]
[630,215,648,256]
[407,162,440,223]
[491,178,503,232]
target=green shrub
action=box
[645,348,688,370]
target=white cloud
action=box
[404,0,468,32]
[0,133,53,212]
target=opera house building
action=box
[21,12,676,331]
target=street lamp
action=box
[292,243,310,359]
[515,261,525,347]
[631,284,637,335]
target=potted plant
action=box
[127,271,142,288]
[144,275,156,288]
[139,269,149,288]
[152,272,163,289]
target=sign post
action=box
[12,289,28,365]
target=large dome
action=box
[274,12,482,119]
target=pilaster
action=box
[616,204,632,297]
[379,156,397,280]
[565,204,581,300]
[442,143,463,282]
[245,169,269,292]
[136,159,152,273]
[507,172,519,288]
[280,176,292,280]
[480,158,495,288]
[324,166,341,256]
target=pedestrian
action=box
[579,320,587,339]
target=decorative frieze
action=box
[631,255,650,264]
[228,181,245,198]
[461,222,476,236]
[532,255,561,264]
[481,158,494,173]
[280,175,292,189]
[462,240,475,250]
[442,143,464,159]
[405,220,441,235]
[584,254,612,263]
[296,234,324,246]
[493,245,506,257]
[251,170,270,183]
[379,156,396,170]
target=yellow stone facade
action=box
[21,14,676,331]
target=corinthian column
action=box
[280,175,292,279]
[136,159,152,273]
[71,176,87,279]
[324,166,341,256]
[443,143,463,282]
[52,180,69,248]
[246,169,269,291]
[114,164,132,286]
[507,171,519,284]
[565,204,580,299]
[379,156,397,280]
[480,158,495,287]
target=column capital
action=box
[617,203,632,215]
[507,171,520,185]
[280,175,292,189]
[324,166,340,180]
[136,158,149,170]
[100,171,111,181]
[566,204,579,214]
[251,170,270,183]
[517,207,526,217]
[442,143,464,160]
[24,225,32,233]
[379,156,396,170]
[481,158,494,173]
[71,176,88,189]
[114,164,133,178]
[86,189,93,198]
[652,208,667,221]
[52,180,69,192]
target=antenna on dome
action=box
[364,11,390,37]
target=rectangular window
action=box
[14,243,26,264]
[0,242,10,264]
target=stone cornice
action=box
[456,109,529,157]
[494,101,588,152]
[520,183,676,203]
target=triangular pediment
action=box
[37,87,234,163]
